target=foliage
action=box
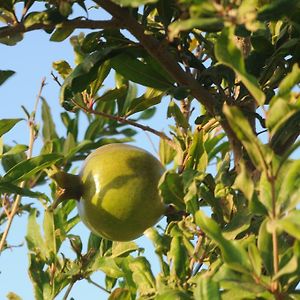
[1,0,300,299]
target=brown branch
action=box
[72,100,176,148]
[0,19,121,39]
[93,0,244,170]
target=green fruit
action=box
[76,143,165,241]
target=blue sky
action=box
[0,4,172,299]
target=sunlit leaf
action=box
[0,118,22,137]
[1,154,62,183]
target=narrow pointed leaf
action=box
[0,118,22,137]
[1,154,62,183]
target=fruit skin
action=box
[77,143,165,241]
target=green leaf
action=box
[159,171,185,210]
[94,86,127,104]
[26,209,47,260]
[193,277,220,300]
[41,98,58,141]
[168,236,188,280]
[126,88,163,116]
[108,288,131,300]
[257,218,273,274]
[156,289,192,300]
[112,0,158,7]
[233,162,254,201]
[0,118,22,137]
[277,211,300,240]
[52,60,72,79]
[111,241,139,258]
[277,64,300,97]
[110,53,173,90]
[277,160,300,212]
[1,154,62,183]
[185,131,208,172]
[273,255,298,280]
[43,210,56,255]
[167,100,189,129]
[91,257,123,278]
[195,210,251,272]
[258,172,272,211]
[50,26,74,42]
[223,104,269,172]
[248,243,262,277]
[159,138,175,166]
[215,27,265,105]
[60,47,121,104]
[0,144,28,158]
[0,70,15,85]
[222,209,252,240]
[169,18,223,40]
[128,257,156,296]
[0,182,48,200]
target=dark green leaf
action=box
[0,182,48,200]
[60,47,121,104]
[0,70,15,85]
[0,118,22,137]
[1,154,62,183]
[126,88,163,116]
[110,53,173,90]
[50,26,74,42]
[169,18,223,40]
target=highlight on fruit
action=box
[52,143,166,241]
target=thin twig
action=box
[93,0,245,172]
[0,78,46,253]
[86,277,111,294]
[0,19,121,39]
[62,280,75,300]
[72,99,176,149]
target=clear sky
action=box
[0,3,172,299]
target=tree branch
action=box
[0,19,121,39]
[72,99,176,148]
[93,0,244,170]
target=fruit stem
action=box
[51,171,83,208]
